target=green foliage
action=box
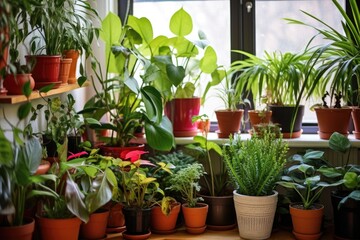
[223,131,288,196]
[149,151,196,199]
[167,163,205,207]
[81,12,174,151]
[317,132,360,208]
[230,49,316,106]
[277,150,341,209]
[142,7,222,103]
[285,0,360,107]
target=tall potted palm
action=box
[287,0,360,139]
[223,130,288,239]
[230,49,316,138]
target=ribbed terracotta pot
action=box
[59,58,72,85]
[315,107,352,139]
[63,49,80,84]
[0,217,35,240]
[3,73,35,95]
[26,55,61,85]
[215,109,244,138]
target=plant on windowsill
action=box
[276,149,342,239]
[138,7,222,137]
[230,48,317,138]
[80,11,174,155]
[223,130,288,239]
[286,0,359,139]
[167,162,208,234]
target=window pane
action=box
[134,0,231,121]
[256,0,346,123]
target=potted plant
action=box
[185,127,236,230]
[150,196,181,234]
[277,149,342,240]
[80,12,174,156]
[230,48,316,138]
[68,144,115,240]
[167,162,207,234]
[141,7,221,137]
[317,132,360,239]
[111,150,173,238]
[223,130,288,239]
[204,68,247,138]
[0,86,43,239]
[286,0,359,139]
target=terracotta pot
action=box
[215,109,244,138]
[26,55,61,86]
[3,73,35,95]
[122,207,152,235]
[80,209,109,240]
[37,217,81,240]
[59,58,72,85]
[351,107,360,139]
[182,203,208,234]
[331,191,360,239]
[63,49,80,84]
[248,110,272,127]
[200,194,236,230]
[289,203,324,239]
[104,202,126,228]
[151,203,181,234]
[0,217,35,240]
[34,160,51,175]
[315,107,352,140]
[99,144,145,158]
[269,105,304,138]
[164,98,201,137]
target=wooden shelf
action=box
[0,83,87,104]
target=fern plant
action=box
[223,131,288,196]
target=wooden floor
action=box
[106,226,335,239]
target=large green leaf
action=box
[329,132,351,153]
[65,174,89,223]
[128,15,153,45]
[141,86,163,123]
[100,12,122,73]
[170,8,193,37]
[166,64,185,87]
[85,172,113,214]
[144,117,174,151]
[199,46,217,74]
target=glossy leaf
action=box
[65,174,89,223]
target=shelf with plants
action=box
[0,83,89,104]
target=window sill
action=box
[175,133,360,148]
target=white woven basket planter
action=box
[233,190,278,239]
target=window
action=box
[130,0,347,126]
